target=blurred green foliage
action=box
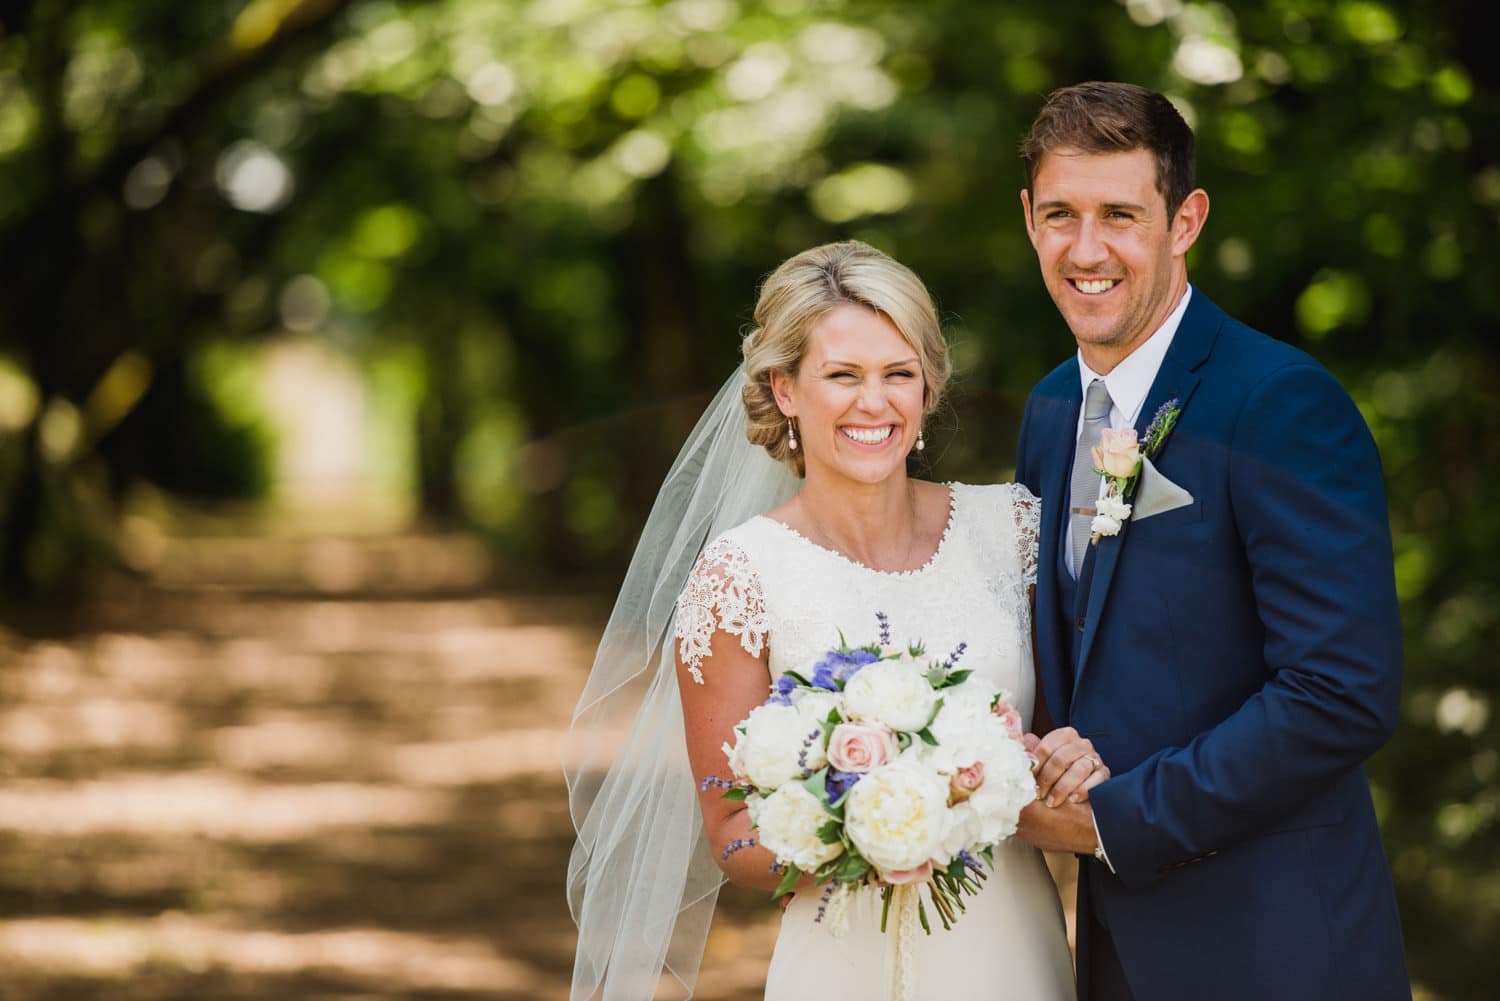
[0,0,1496,995]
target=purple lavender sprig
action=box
[796,727,823,775]
[947,641,968,667]
[699,775,736,792]
[876,611,891,645]
[721,838,757,860]
[813,881,838,924]
[1141,397,1181,458]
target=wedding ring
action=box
[1086,755,1101,770]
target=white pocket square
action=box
[1132,456,1194,522]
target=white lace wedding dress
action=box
[675,482,1075,1001]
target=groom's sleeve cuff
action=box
[1091,810,1116,873]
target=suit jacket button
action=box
[1076,616,1086,631]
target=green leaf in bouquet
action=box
[937,669,972,689]
[832,850,870,883]
[783,670,811,687]
[772,863,802,900]
[816,820,842,845]
[917,727,939,746]
[721,786,748,801]
[945,857,967,881]
[896,732,912,752]
[925,697,945,730]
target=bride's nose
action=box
[854,376,888,413]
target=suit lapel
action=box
[1071,291,1218,694]
[1031,381,1082,724]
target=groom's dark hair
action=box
[1021,81,1196,219]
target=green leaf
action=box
[946,857,966,881]
[721,787,747,801]
[937,669,972,689]
[925,697,945,729]
[833,851,871,883]
[917,727,939,746]
[816,820,842,844]
[783,670,810,687]
[772,862,801,900]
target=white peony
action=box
[843,760,951,874]
[728,702,827,790]
[962,735,1038,845]
[750,783,844,871]
[842,660,938,732]
[916,677,1004,772]
[792,688,840,730]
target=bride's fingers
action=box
[1073,765,1111,801]
[1043,752,1101,807]
[1033,741,1091,801]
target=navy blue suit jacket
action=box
[1015,289,1408,1001]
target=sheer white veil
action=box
[564,365,799,1001]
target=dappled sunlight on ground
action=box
[0,534,779,1001]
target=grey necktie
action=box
[1069,379,1113,578]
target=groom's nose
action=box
[1067,216,1110,270]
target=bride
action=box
[566,241,1101,1001]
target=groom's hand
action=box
[1015,799,1100,856]
[1025,727,1110,807]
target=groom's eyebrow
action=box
[1033,199,1148,213]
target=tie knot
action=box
[1084,379,1112,422]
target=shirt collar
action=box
[1077,284,1193,425]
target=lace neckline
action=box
[754,483,960,579]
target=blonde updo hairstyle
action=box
[742,241,950,477]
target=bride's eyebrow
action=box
[821,357,920,370]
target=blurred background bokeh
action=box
[0,0,1494,998]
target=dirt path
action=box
[0,534,778,1001]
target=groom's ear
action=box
[1020,189,1039,245]
[1170,188,1210,257]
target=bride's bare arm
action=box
[676,629,809,893]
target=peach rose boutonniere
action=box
[1089,398,1181,543]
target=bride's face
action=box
[772,303,926,486]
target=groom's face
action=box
[1022,147,1189,366]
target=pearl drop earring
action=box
[787,420,798,451]
[916,428,925,452]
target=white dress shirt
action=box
[1066,285,1192,577]
[1066,285,1192,871]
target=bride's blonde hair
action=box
[741,241,950,477]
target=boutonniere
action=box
[1089,398,1182,543]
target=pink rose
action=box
[948,762,986,803]
[827,721,899,773]
[1092,427,1141,479]
[883,861,932,885]
[992,700,1023,740]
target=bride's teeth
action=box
[842,426,893,444]
[1074,278,1118,294]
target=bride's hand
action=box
[1027,727,1109,807]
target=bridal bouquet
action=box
[707,613,1036,934]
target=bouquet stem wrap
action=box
[885,884,920,1001]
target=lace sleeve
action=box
[674,536,768,684]
[1010,483,1041,589]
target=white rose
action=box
[843,760,951,874]
[750,783,843,871]
[842,660,938,733]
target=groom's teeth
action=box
[842,426,893,444]
[1074,279,1118,294]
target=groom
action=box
[1011,82,1409,1001]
